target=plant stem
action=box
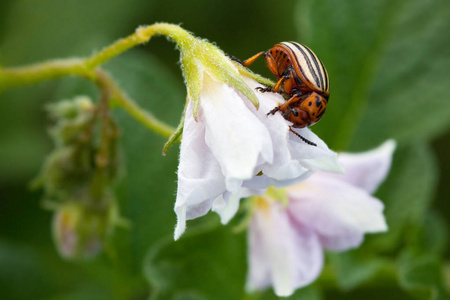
[135,23,195,48]
[0,23,189,138]
[0,59,94,90]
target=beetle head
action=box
[283,92,327,128]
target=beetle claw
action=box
[255,87,273,93]
[226,53,243,64]
[266,106,280,116]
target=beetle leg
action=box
[241,51,266,67]
[226,53,244,64]
[266,95,300,116]
[272,75,289,93]
[280,95,300,109]
[289,127,317,146]
[264,52,280,76]
[256,75,289,94]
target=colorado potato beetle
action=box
[237,42,330,146]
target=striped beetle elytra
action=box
[237,42,330,146]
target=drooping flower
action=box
[173,40,343,239]
[246,140,396,297]
[141,25,342,240]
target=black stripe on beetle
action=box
[299,43,325,90]
[281,43,309,85]
[318,58,329,91]
[289,42,321,90]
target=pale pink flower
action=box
[247,140,395,296]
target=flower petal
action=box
[287,178,388,251]
[289,127,343,173]
[242,169,314,190]
[174,101,226,240]
[253,93,311,180]
[212,188,264,225]
[321,140,396,194]
[247,199,323,297]
[246,215,272,291]
[199,74,273,191]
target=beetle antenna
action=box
[289,127,317,147]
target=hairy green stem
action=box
[0,23,191,138]
[0,59,94,90]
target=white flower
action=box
[151,27,342,240]
[174,71,342,240]
[246,140,396,297]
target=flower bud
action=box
[52,200,117,260]
[47,96,95,146]
[179,38,261,119]
[34,145,93,201]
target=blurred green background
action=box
[1,0,450,299]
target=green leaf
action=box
[398,251,450,300]
[143,219,247,300]
[0,0,156,66]
[247,285,322,300]
[352,0,450,148]
[295,0,450,151]
[369,142,438,251]
[286,286,322,300]
[327,251,386,291]
[0,85,54,183]
[0,239,117,300]
[171,292,209,300]
[409,210,449,257]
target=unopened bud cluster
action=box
[34,96,121,260]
